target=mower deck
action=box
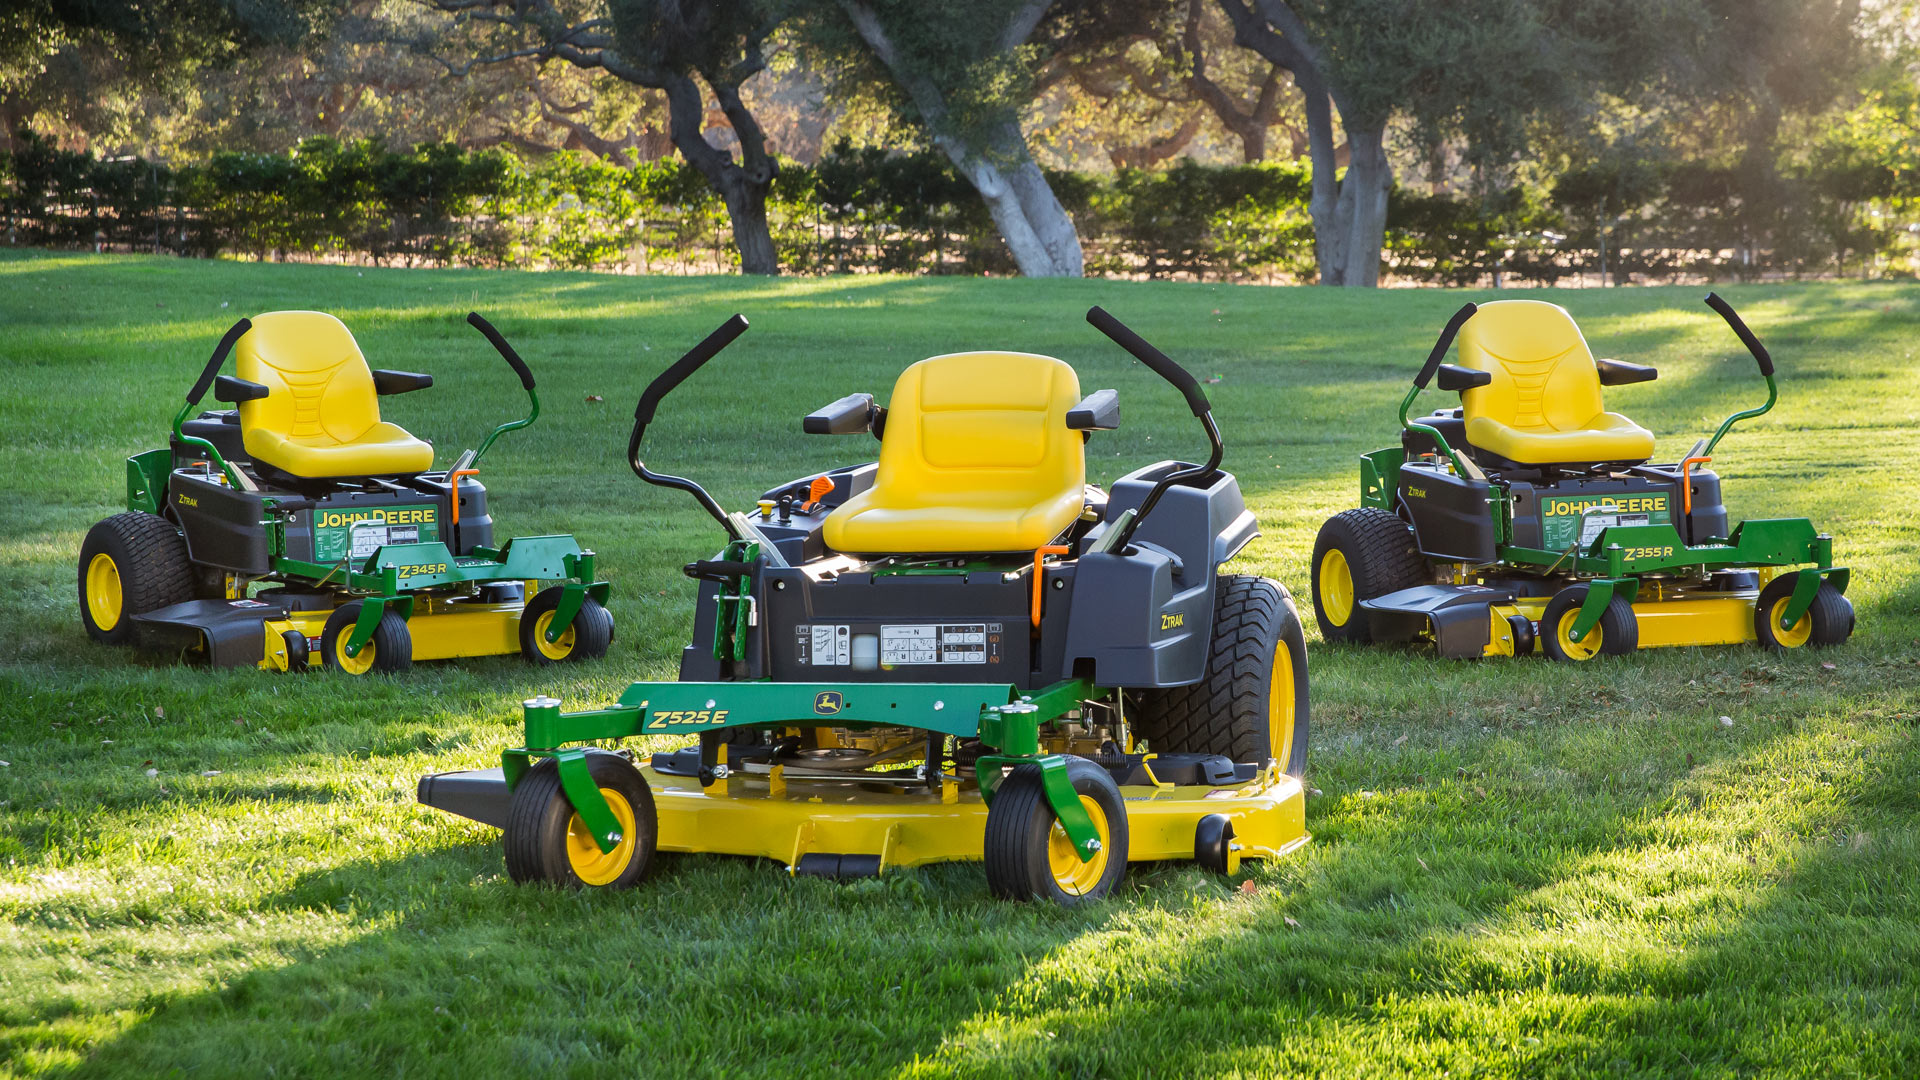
[421,759,1308,877]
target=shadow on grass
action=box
[885,711,1920,1077]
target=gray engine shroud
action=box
[678,459,1258,691]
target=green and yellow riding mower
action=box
[1310,294,1853,661]
[78,310,611,673]
[418,308,1310,903]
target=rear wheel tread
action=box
[1311,508,1427,642]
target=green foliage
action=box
[3,130,1917,281]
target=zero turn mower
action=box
[1310,294,1853,661]
[419,308,1310,903]
[78,311,611,673]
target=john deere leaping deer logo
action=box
[813,691,843,715]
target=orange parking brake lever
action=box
[450,468,481,525]
[1031,545,1071,629]
[1680,456,1710,517]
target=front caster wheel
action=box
[983,758,1128,905]
[1194,813,1237,875]
[520,586,613,664]
[1540,585,1637,662]
[1754,575,1854,651]
[504,752,657,889]
[321,602,412,674]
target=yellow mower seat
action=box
[1458,300,1656,465]
[236,311,433,479]
[823,352,1086,554]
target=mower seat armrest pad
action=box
[372,369,434,395]
[1066,388,1120,430]
[213,375,269,403]
[1435,364,1492,392]
[804,392,876,435]
[1596,359,1657,386]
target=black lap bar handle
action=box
[1414,303,1479,389]
[186,318,254,405]
[1704,293,1773,377]
[1084,306,1225,551]
[629,314,752,539]
[634,314,750,434]
[684,559,757,581]
[466,312,537,390]
[1087,305,1211,416]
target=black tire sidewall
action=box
[1271,587,1311,776]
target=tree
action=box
[418,0,784,274]
[1028,0,1305,169]
[1,0,328,151]
[805,0,1107,277]
[1216,0,1680,286]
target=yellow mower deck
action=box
[1479,588,1761,657]
[254,591,535,671]
[649,762,1309,875]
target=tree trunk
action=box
[661,72,779,275]
[1218,0,1392,286]
[1336,126,1390,286]
[840,0,1083,278]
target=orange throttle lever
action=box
[802,474,836,513]
[1680,456,1711,517]
[1031,545,1071,630]
[449,468,481,525]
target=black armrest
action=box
[1066,388,1120,430]
[213,375,269,403]
[372,369,434,395]
[804,393,877,435]
[1596,359,1657,386]
[1435,364,1492,392]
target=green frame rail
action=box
[500,676,1107,861]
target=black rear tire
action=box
[1754,575,1854,651]
[983,759,1128,905]
[1310,508,1427,643]
[1540,585,1637,662]
[519,586,614,664]
[1135,575,1309,774]
[78,512,195,644]
[320,601,413,674]
[504,753,657,889]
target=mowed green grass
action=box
[1,249,1918,1079]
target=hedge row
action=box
[3,131,1913,282]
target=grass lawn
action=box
[1,249,1917,1078]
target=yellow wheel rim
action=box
[1554,609,1603,661]
[1769,597,1813,648]
[334,628,377,675]
[1046,795,1112,897]
[1319,548,1355,627]
[566,786,637,886]
[532,610,575,661]
[85,553,123,631]
[1268,641,1297,766]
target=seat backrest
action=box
[1458,300,1605,433]
[235,311,382,450]
[865,351,1085,509]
